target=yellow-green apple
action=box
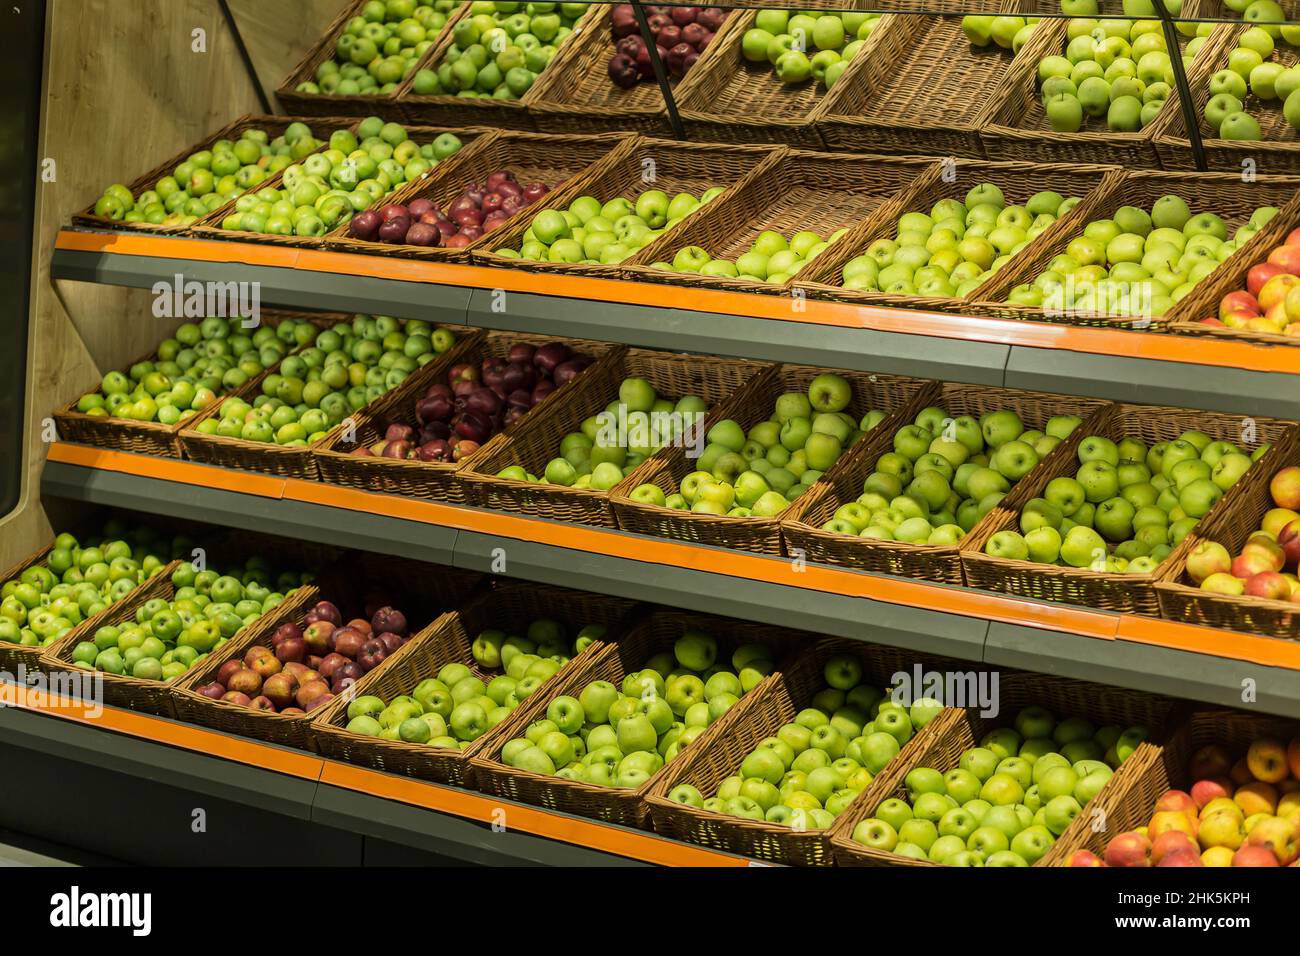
[1149,809,1198,841]
[1200,572,1244,594]
[1247,737,1290,782]
[1186,541,1232,583]
[1262,507,1300,537]
[1235,781,1279,816]
[1245,816,1298,864]
[1198,809,1246,850]
[1271,466,1300,509]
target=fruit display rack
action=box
[27,0,1300,871]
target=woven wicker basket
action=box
[309,579,636,785]
[1152,24,1300,174]
[274,0,421,117]
[828,671,1180,866]
[794,158,1123,316]
[526,5,743,136]
[459,347,767,526]
[324,128,628,262]
[39,561,199,718]
[1156,428,1300,639]
[622,150,932,296]
[71,115,320,236]
[969,167,1300,329]
[669,9,884,148]
[390,3,601,130]
[979,10,1219,168]
[52,310,339,459]
[1040,707,1299,865]
[471,135,784,280]
[1165,189,1300,345]
[611,364,930,555]
[171,554,484,747]
[469,608,805,829]
[782,382,1111,585]
[816,11,1023,159]
[179,318,464,480]
[314,329,614,502]
[645,638,973,866]
[961,403,1293,615]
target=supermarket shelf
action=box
[52,230,1300,418]
[0,682,751,867]
[39,443,1300,718]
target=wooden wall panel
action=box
[1,0,335,566]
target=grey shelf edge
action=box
[42,455,1300,717]
[50,242,1300,415]
[0,699,666,865]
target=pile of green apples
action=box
[499,375,710,490]
[983,428,1265,573]
[1006,196,1278,316]
[497,629,774,786]
[1203,23,1300,140]
[653,227,848,283]
[68,556,310,683]
[496,187,724,265]
[1035,15,1210,134]
[0,522,183,649]
[849,705,1147,866]
[343,616,601,746]
[192,315,453,447]
[89,124,307,227]
[218,118,465,237]
[960,14,1038,52]
[739,10,881,89]
[665,654,936,830]
[73,316,315,426]
[628,373,876,517]
[296,0,462,96]
[820,405,1083,545]
[410,1,589,99]
[839,184,1082,298]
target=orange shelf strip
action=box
[55,230,1300,376]
[47,443,1300,670]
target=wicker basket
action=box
[816,11,1023,159]
[391,3,602,130]
[459,347,767,526]
[324,128,627,261]
[669,9,885,148]
[794,158,1123,317]
[827,671,1180,866]
[179,318,464,480]
[645,638,971,866]
[969,167,1300,329]
[782,382,1111,585]
[469,608,806,829]
[52,310,339,459]
[187,117,379,249]
[961,404,1293,615]
[979,10,1219,168]
[470,135,785,280]
[1040,706,1299,865]
[611,365,931,555]
[1152,23,1300,174]
[1156,429,1300,639]
[275,0,441,118]
[314,329,616,502]
[1165,190,1300,345]
[171,554,484,747]
[621,150,932,296]
[38,561,200,717]
[526,5,742,136]
[309,579,637,785]
[70,115,321,236]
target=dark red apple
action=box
[217,660,243,688]
[349,209,381,241]
[357,639,388,672]
[198,682,226,700]
[221,691,252,707]
[332,628,367,660]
